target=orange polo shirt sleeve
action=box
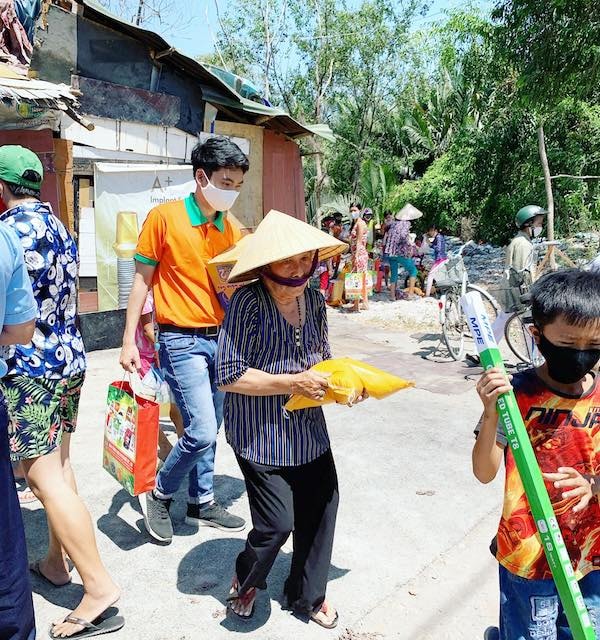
[135,207,166,267]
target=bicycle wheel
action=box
[442,292,466,361]
[504,310,544,367]
[467,284,500,323]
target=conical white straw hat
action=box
[395,203,423,221]
[227,210,348,283]
[208,233,252,265]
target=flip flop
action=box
[310,602,339,629]
[49,613,125,639]
[30,560,72,588]
[15,480,38,505]
[226,581,256,620]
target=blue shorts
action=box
[388,255,417,282]
[499,563,600,639]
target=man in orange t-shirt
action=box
[119,137,248,543]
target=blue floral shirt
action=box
[0,201,86,379]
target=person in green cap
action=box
[0,146,123,639]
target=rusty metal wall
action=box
[262,130,305,222]
[0,129,62,222]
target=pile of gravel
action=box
[448,232,600,286]
[340,296,441,332]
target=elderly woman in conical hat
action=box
[215,210,363,628]
[384,203,423,301]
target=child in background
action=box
[424,224,448,297]
[136,292,184,462]
[316,260,331,298]
[473,269,600,640]
[136,292,157,378]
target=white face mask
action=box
[199,171,240,211]
[351,211,360,219]
[532,226,543,238]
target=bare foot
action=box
[50,584,120,638]
[32,558,71,586]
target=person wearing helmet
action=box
[505,205,547,276]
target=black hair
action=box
[191,137,249,178]
[333,211,343,220]
[349,202,362,210]
[531,269,600,329]
[2,172,41,198]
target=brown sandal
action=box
[310,601,339,629]
[226,576,257,620]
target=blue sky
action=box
[143,0,492,60]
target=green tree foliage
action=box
[493,0,600,108]
[165,0,600,245]
[368,2,600,244]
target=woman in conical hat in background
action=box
[215,210,365,628]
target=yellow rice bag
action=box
[284,357,413,411]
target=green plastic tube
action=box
[461,290,595,640]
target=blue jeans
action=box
[156,331,224,504]
[499,564,600,640]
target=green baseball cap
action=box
[0,145,43,189]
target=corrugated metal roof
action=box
[74,0,334,141]
[0,66,91,128]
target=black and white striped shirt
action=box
[216,281,331,466]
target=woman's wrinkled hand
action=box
[291,371,330,401]
[347,389,369,407]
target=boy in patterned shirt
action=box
[0,146,122,638]
[473,269,600,639]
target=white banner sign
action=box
[94,163,195,311]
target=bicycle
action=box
[436,241,501,361]
[495,265,546,368]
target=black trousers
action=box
[235,449,339,613]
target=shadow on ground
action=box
[95,474,246,550]
[177,537,349,633]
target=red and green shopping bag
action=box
[102,379,159,496]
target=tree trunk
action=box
[537,122,556,269]
[313,139,324,212]
[135,0,144,26]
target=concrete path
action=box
[25,309,505,640]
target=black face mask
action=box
[537,332,600,384]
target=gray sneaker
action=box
[138,491,173,543]
[185,502,246,532]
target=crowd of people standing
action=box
[4,136,600,640]
[0,137,364,640]
[318,203,448,311]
